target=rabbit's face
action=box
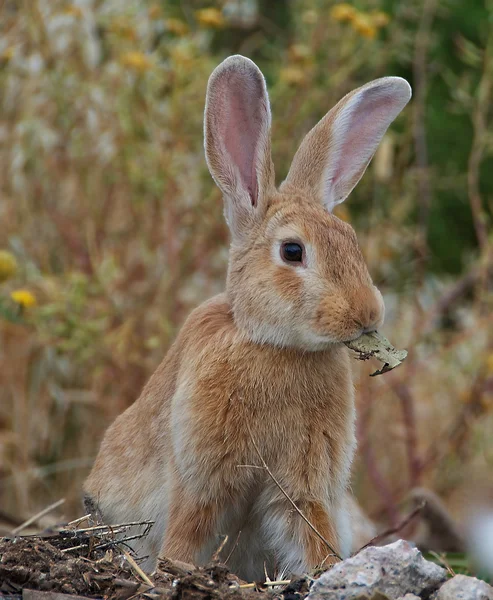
[227,194,384,350]
[204,55,410,349]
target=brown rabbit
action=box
[84,55,411,580]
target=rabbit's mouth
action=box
[310,322,370,346]
[302,328,363,348]
[345,321,379,342]
[342,330,368,343]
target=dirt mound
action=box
[0,529,309,600]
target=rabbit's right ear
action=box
[204,55,275,241]
[281,77,411,211]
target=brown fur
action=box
[84,55,411,579]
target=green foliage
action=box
[426,551,492,584]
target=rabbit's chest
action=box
[170,344,355,499]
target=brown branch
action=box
[419,266,491,336]
[357,501,426,552]
[357,383,399,527]
[411,0,437,282]
[211,534,228,562]
[387,381,421,487]
[420,362,492,476]
[467,33,493,252]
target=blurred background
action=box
[0,0,492,562]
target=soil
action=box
[0,531,310,600]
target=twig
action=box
[357,501,426,552]
[412,0,436,259]
[67,514,92,527]
[418,266,492,336]
[11,498,65,535]
[467,30,493,252]
[61,543,89,553]
[224,530,241,565]
[428,550,456,577]
[95,532,152,551]
[63,521,154,534]
[211,534,228,562]
[239,580,292,589]
[123,549,155,588]
[247,425,342,561]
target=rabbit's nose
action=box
[362,320,378,334]
[357,288,384,333]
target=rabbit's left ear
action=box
[204,55,275,241]
[281,77,411,211]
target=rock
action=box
[308,539,447,600]
[436,574,493,599]
[397,595,421,600]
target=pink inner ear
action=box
[217,71,264,206]
[331,86,403,201]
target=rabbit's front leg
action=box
[159,479,224,564]
[260,486,342,575]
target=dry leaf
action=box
[344,331,408,376]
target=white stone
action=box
[436,574,493,600]
[308,539,447,600]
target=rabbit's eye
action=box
[281,242,304,264]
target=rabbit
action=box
[83,55,411,581]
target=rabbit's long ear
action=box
[281,77,411,211]
[205,55,275,240]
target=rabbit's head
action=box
[204,56,411,350]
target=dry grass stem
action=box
[224,530,242,565]
[67,514,92,526]
[239,580,292,589]
[65,521,154,534]
[122,549,155,588]
[428,550,456,577]
[211,534,229,562]
[11,498,66,535]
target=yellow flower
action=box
[169,45,195,68]
[63,5,83,18]
[330,3,357,23]
[371,10,390,28]
[195,8,225,28]
[148,4,162,20]
[302,10,318,25]
[165,18,189,36]
[481,391,493,410]
[351,14,377,39]
[1,47,14,63]
[120,51,153,73]
[0,250,18,282]
[288,44,311,63]
[11,289,36,308]
[109,19,137,41]
[279,66,307,86]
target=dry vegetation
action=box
[0,0,492,546]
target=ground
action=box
[0,527,309,600]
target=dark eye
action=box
[281,242,304,264]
